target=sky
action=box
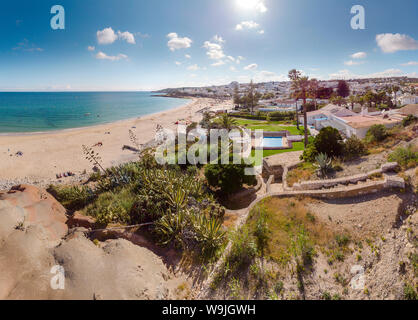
[0,0,417,91]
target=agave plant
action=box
[154,210,186,246]
[314,153,332,177]
[190,212,226,259]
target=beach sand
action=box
[0,98,232,187]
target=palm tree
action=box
[289,69,310,147]
[288,69,302,130]
[218,113,237,130]
[308,78,319,110]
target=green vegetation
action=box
[388,145,418,169]
[366,124,388,143]
[402,115,417,127]
[286,162,315,187]
[314,153,333,178]
[343,136,367,160]
[403,283,418,300]
[51,156,228,261]
[302,127,343,161]
[205,162,257,195]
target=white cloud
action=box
[236,21,260,31]
[376,33,418,53]
[244,63,258,71]
[351,52,367,59]
[329,68,406,80]
[257,71,287,82]
[167,33,192,51]
[117,31,136,44]
[212,35,225,44]
[87,46,95,51]
[203,40,225,60]
[212,61,226,67]
[97,27,118,45]
[187,64,200,71]
[95,52,128,61]
[236,0,267,13]
[230,66,237,72]
[175,61,182,66]
[97,28,136,45]
[185,54,191,59]
[344,60,365,66]
[258,30,265,35]
[401,61,418,66]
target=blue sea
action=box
[0,92,188,133]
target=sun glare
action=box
[236,0,264,11]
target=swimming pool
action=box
[261,137,283,148]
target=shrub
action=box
[313,127,343,158]
[366,124,388,142]
[84,189,134,225]
[47,185,94,211]
[253,209,270,252]
[301,142,318,162]
[403,283,418,300]
[227,227,257,269]
[388,146,418,169]
[343,136,367,160]
[402,115,417,127]
[205,163,257,195]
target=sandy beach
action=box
[0,98,233,188]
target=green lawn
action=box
[251,141,305,160]
[246,125,304,135]
[231,118,304,135]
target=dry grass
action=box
[247,197,334,264]
[223,212,239,229]
[286,163,316,187]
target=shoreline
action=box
[0,97,233,189]
[0,96,194,137]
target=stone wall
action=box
[285,162,399,191]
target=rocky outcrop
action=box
[0,185,185,300]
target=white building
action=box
[400,94,418,106]
[300,104,402,139]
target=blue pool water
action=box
[313,117,328,121]
[0,92,189,133]
[262,137,283,148]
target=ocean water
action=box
[0,92,189,133]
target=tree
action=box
[288,69,302,130]
[289,69,310,147]
[337,80,350,98]
[218,113,237,130]
[244,80,261,114]
[317,87,334,99]
[308,78,320,109]
[363,91,375,108]
[348,95,356,110]
[205,163,256,195]
[313,127,343,158]
[330,94,346,107]
[233,84,241,107]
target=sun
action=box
[236,0,259,9]
[235,0,267,12]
